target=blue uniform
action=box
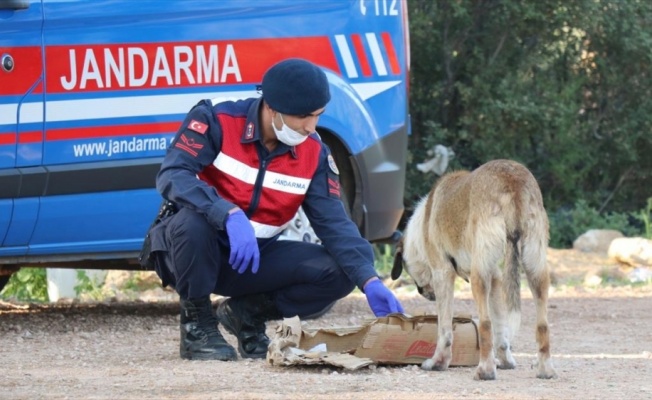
[149,97,379,317]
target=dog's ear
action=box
[391,237,404,281]
[391,250,403,280]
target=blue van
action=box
[0,0,410,291]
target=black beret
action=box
[262,58,331,115]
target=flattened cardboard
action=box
[267,314,479,370]
[353,314,479,366]
[266,316,375,370]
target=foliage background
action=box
[3,1,652,300]
[405,0,651,247]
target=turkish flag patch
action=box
[188,119,208,134]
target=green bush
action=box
[407,0,652,221]
[74,270,111,301]
[373,243,396,277]
[549,200,640,248]
[0,268,48,302]
[635,197,652,239]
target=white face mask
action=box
[272,113,308,146]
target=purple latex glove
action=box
[364,279,404,317]
[225,210,260,274]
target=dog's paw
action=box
[473,366,497,381]
[420,359,435,371]
[495,344,516,369]
[536,369,558,379]
[533,359,558,379]
[420,358,447,371]
[496,356,516,370]
[474,358,497,380]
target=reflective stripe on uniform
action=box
[250,219,291,238]
[214,152,311,195]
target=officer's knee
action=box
[318,259,356,298]
[168,208,215,240]
[336,277,356,298]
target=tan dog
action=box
[392,159,557,380]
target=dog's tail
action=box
[503,172,548,341]
[504,231,522,340]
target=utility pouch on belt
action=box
[138,200,178,269]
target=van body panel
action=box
[0,0,44,250]
[0,0,409,267]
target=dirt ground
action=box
[1,248,651,400]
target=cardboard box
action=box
[267,313,479,370]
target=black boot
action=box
[216,294,282,359]
[179,297,237,361]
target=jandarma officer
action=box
[146,58,404,361]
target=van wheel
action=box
[0,266,20,295]
[278,189,351,245]
[278,206,322,244]
[0,275,11,294]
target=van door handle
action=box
[2,54,14,72]
[0,0,30,10]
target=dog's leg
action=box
[523,238,558,379]
[470,216,510,380]
[490,237,521,370]
[421,266,455,372]
[489,274,517,370]
[471,270,497,380]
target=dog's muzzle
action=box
[417,285,437,301]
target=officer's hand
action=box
[225,210,260,274]
[364,278,404,317]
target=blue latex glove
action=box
[225,210,260,274]
[364,279,405,317]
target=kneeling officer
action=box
[144,58,404,361]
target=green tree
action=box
[407,0,651,237]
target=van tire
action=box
[0,275,11,294]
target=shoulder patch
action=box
[327,154,339,175]
[188,119,208,134]
[328,177,341,198]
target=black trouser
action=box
[155,207,355,318]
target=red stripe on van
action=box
[381,32,401,75]
[18,131,42,143]
[46,121,180,141]
[350,34,372,77]
[0,133,16,145]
